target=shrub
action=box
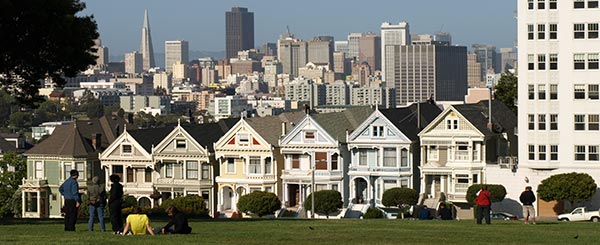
[160,194,209,218]
[537,172,597,207]
[382,188,418,208]
[237,191,281,217]
[466,184,507,204]
[123,195,137,208]
[304,190,343,218]
[362,207,383,219]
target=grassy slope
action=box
[0,219,596,244]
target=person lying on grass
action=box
[122,206,155,235]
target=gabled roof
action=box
[181,118,238,151]
[128,126,174,153]
[452,100,516,136]
[245,111,306,146]
[312,106,374,143]
[0,136,16,153]
[380,102,443,141]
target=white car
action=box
[557,207,600,222]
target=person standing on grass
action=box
[108,174,124,234]
[520,186,537,224]
[122,206,155,235]
[59,169,81,231]
[475,185,491,225]
[87,176,106,232]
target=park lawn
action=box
[0,219,597,244]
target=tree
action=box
[494,72,518,114]
[304,190,343,218]
[466,184,507,204]
[0,151,27,218]
[537,172,597,207]
[0,0,99,107]
[382,188,419,219]
[237,191,281,217]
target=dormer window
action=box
[372,126,384,137]
[122,144,132,154]
[446,119,459,130]
[176,139,186,149]
[304,131,315,140]
[237,133,249,146]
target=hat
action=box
[70,169,79,177]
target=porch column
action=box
[21,189,25,217]
[217,186,222,212]
[282,183,288,208]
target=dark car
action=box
[490,212,518,220]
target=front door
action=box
[288,184,299,207]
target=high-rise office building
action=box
[433,32,452,45]
[472,44,498,81]
[125,51,143,74]
[262,42,277,56]
[307,36,334,69]
[278,33,308,78]
[498,47,517,72]
[93,39,108,67]
[165,40,189,73]
[467,53,484,88]
[140,9,155,71]
[359,34,381,71]
[347,33,363,59]
[226,7,254,60]
[381,22,410,82]
[334,41,349,54]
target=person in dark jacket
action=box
[475,185,491,224]
[108,174,124,234]
[418,205,432,220]
[519,186,537,224]
[161,206,192,234]
[59,169,81,231]
[437,203,453,220]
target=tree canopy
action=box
[304,190,343,218]
[0,0,98,107]
[466,184,507,204]
[537,172,597,206]
[0,151,26,218]
[237,191,281,217]
[494,72,518,114]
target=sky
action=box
[82,0,517,59]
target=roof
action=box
[0,136,17,153]
[452,100,517,136]
[380,102,443,141]
[127,126,174,153]
[245,111,306,146]
[312,106,374,143]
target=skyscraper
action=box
[307,36,334,69]
[359,34,381,71]
[125,51,143,74]
[226,7,254,60]
[278,33,308,78]
[347,33,363,59]
[472,44,498,81]
[381,22,410,83]
[140,9,155,71]
[165,40,189,73]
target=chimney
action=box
[92,133,102,151]
[281,122,287,137]
[302,104,310,115]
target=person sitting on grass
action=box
[159,206,192,234]
[122,206,155,236]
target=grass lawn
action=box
[0,218,597,244]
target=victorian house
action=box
[346,102,441,208]
[418,100,517,213]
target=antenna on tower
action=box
[437,24,444,33]
[286,25,290,34]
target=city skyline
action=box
[83,0,517,58]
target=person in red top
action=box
[475,185,491,224]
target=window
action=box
[550,145,558,161]
[589,146,599,161]
[400,179,409,188]
[574,54,586,69]
[186,161,198,179]
[575,145,586,160]
[176,139,186,149]
[539,145,547,160]
[528,24,535,40]
[549,54,558,70]
[64,163,71,180]
[292,155,300,169]
[528,114,535,130]
[589,23,599,39]
[400,149,409,167]
[538,84,546,100]
[237,133,249,145]
[126,167,134,183]
[574,24,586,39]
[359,149,368,166]
[589,114,600,130]
[113,165,123,181]
[528,145,535,160]
[456,143,469,161]
[315,152,327,170]
[331,184,338,191]
[550,84,558,100]
[575,114,586,130]
[549,0,557,9]
[590,0,599,8]
[528,0,534,9]
[25,192,38,212]
[331,154,338,170]
[383,148,396,167]
[372,126,384,137]
[588,53,599,69]
[528,54,535,70]
[575,0,585,8]
[528,84,535,100]
[264,158,272,174]
[590,85,600,100]
[550,114,558,130]
[538,0,545,9]
[304,131,315,140]
[227,158,235,173]
[35,161,43,178]
[166,164,173,178]
[574,84,586,99]
[86,162,92,179]
[122,144,132,154]
[537,24,545,39]
[538,54,546,70]
[446,119,458,130]
[201,164,210,179]
[549,24,558,39]
[249,157,261,174]
[145,168,152,182]
[428,145,439,161]
[538,114,546,130]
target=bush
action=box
[382,188,418,208]
[237,191,281,217]
[537,172,597,207]
[160,194,209,218]
[304,190,343,218]
[362,207,383,219]
[466,184,507,204]
[123,195,137,208]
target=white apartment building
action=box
[381,22,410,83]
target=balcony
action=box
[155,178,212,186]
[498,156,518,172]
[22,178,48,187]
[247,175,276,181]
[455,151,470,161]
[123,182,153,189]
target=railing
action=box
[349,166,409,173]
[123,182,153,189]
[498,156,518,172]
[455,151,470,161]
[22,178,48,187]
[247,175,276,180]
[155,178,212,185]
[455,183,469,193]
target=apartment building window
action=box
[538,0,545,9]
[528,114,535,130]
[539,145,547,160]
[528,0,534,9]
[359,149,369,166]
[590,0,599,8]
[575,114,586,130]
[249,157,261,174]
[185,161,198,179]
[588,53,599,69]
[528,25,534,40]
[574,24,586,39]
[589,84,599,99]
[428,146,439,161]
[589,23,599,38]
[549,24,558,39]
[538,114,547,130]
[590,146,600,161]
[550,84,558,100]
[372,126,384,137]
[35,161,43,178]
[538,84,546,100]
[446,119,458,130]
[227,158,235,173]
[331,153,338,170]
[145,168,152,182]
[589,114,600,130]
[550,114,559,130]
[315,152,328,170]
[537,24,546,39]
[264,158,272,174]
[400,149,409,167]
[550,145,559,160]
[291,155,300,169]
[549,0,557,9]
[549,54,558,70]
[574,84,586,99]
[201,164,210,179]
[538,54,546,70]
[165,164,173,178]
[528,54,535,70]
[126,167,134,183]
[575,0,585,8]
[528,145,535,160]
[383,148,397,167]
[528,84,535,100]
[575,145,586,160]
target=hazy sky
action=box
[82,0,517,57]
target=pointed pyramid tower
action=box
[140,9,155,70]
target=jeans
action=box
[88,204,105,232]
[64,199,78,231]
[476,205,491,224]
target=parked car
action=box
[557,207,600,222]
[490,212,518,220]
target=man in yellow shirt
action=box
[122,206,155,235]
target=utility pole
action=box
[311,155,315,219]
